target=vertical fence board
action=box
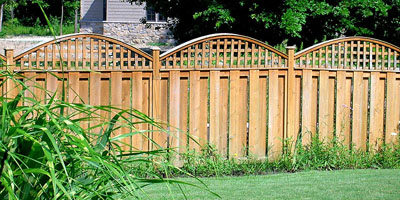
[277,75,285,153]
[131,72,145,150]
[220,77,229,155]
[311,77,318,135]
[89,72,101,135]
[68,72,80,104]
[352,72,368,150]
[301,70,315,145]
[293,76,302,144]
[199,76,209,146]
[121,76,131,151]
[169,71,181,154]
[328,76,335,139]
[79,75,89,129]
[46,72,58,100]
[229,70,240,157]
[260,75,268,156]
[100,74,110,129]
[336,71,351,146]
[35,76,46,103]
[210,71,220,149]
[111,72,122,143]
[238,75,248,157]
[385,73,399,145]
[318,71,329,140]
[369,72,385,150]
[24,72,35,106]
[179,78,189,153]
[318,71,334,142]
[189,71,201,151]
[268,70,282,160]
[155,78,169,149]
[249,70,265,157]
[142,78,151,151]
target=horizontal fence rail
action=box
[2,33,400,161]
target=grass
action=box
[144,169,400,199]
[0,19,76,37]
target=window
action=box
[146,7,156,22]
[146,7,166,23]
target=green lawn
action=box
[142,169,400,199]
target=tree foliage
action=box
[3,0,78,26]
[131,0,399,47]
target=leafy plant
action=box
[131,0,400,47]
[0,72,178,199]
[141,134,400,178]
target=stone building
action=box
[80,0,175,49]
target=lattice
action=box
[160,34,288,69]
[295,37,400,71]
[14,34,152,71]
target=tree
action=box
[0,0,17,32]
[64,0,80,33]
[129,0,399,47]
[9,0,78,30]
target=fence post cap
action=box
[286,46,296,50]
[150,47,161,51]
[5,49,14,57]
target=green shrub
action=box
[136,134,400,178]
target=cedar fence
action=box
[1,33,400,160]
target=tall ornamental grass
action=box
[0,72,192,199]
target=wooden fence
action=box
[2,33,400,160]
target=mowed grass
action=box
[143,169,400,199]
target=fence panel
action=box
[3,34,400,162]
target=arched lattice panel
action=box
[160,33,288,69]
[295,37,400,71]
[14,34,152,71]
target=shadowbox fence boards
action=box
[1,33,400,161]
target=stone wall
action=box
[80,21,175,50]
[80,21,104,34]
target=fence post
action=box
[5,49,16,98]
[286,46,296,150]
[151,47,162,150]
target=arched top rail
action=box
[0,54,5,61]
[14,33,153,71]
[160,33,288,69]
[294,37,400,70]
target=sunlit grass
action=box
[144,169,400,199]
